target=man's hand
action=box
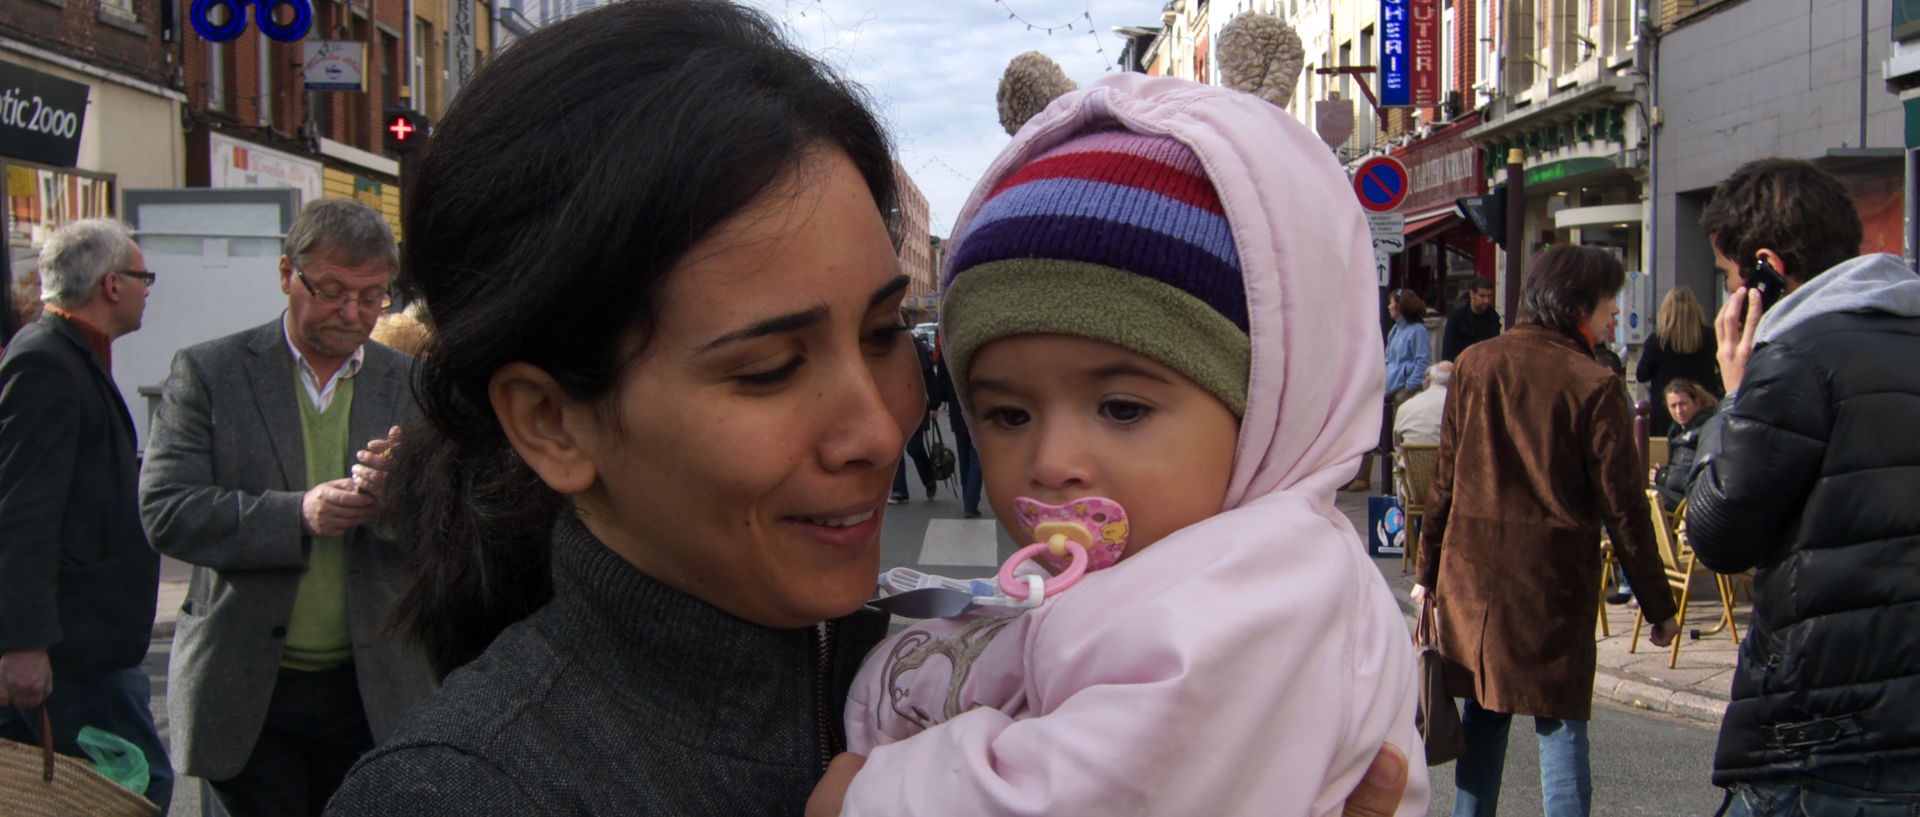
[1409,584,1429,605]
[1648,617,1681,648]
[1715,287,1764,395]
[351,425,402,499]
[1343,744,1410,817]
[806,752,865,817]
[0,648,52,710]
[301,477,378,537]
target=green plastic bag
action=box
[76,725,149,796]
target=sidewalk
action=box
[1336,490,1741,725]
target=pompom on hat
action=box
[942,12,1306,419]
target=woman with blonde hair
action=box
[1634,284,1719,435]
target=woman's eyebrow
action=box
[698,305,828,352]
[868,274,910,308]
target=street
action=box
[136,414,1726,816]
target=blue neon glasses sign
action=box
[190,0,314,42]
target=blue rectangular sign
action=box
[1380,0,1441,108]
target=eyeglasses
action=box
[295,268,393,312]
[117,269,156,286]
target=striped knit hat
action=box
[942,128,1252,416]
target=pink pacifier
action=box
[996,497,1132,601]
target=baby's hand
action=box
[805,752,866,817]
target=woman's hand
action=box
[806,752,865,817]
[1344,744,1410,817]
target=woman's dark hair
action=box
[1699,157,1861,283]
[1391,289,1428,322]
[1517,245,1626,339]
[385,0,897,678]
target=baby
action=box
[821,64,1428,817]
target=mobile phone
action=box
[1746,258,1787,311]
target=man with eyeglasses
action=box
[0,218,173,813]
[139,198,434,817]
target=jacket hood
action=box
[942,72,1384,512]
[1757,253,1920,344]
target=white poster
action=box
[209,132,323,207]
[302,41,366,92]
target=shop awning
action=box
[1405,212,1463,245]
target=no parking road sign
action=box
[1353,156,1410,213]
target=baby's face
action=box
[966,334,1239,561]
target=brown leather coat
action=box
[1416,325,1679,720]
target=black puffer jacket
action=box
[1687,302,1920,785]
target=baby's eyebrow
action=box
[1087,362,1176,385]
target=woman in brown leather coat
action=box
[1412,245,1681,817]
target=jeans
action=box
[891,421,933,499]
[0,666,174,815]
[1452,699,1592,817]
[949,414,982,514]
[1724,761,1920,817]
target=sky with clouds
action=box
[741,0,1172,237]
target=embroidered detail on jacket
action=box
[880,614,1016,731]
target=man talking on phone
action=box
[1687,157,1920,816]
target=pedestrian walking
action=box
[139,198,434,817]
[1414,245,1680,817]
[319,4,1412,815]
[0,219,172,813]
[928,337,983,517]
[889,332,938,504]
[1349,289,1431,492]
[1687,157,1920,817]
[1634,285,1718,437]
[1441,277,1501,362]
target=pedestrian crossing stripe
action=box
[917,519,1001,568]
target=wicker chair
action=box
[1392,443,1441,573]
[1630,491,1740,667]
[1647,436,1670,469]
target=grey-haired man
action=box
[0,218,172,813]
[140,198,433,817]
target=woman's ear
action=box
[489,362,600,495]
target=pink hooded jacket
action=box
[841,73,1427,816]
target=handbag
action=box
[0,707,159,817]
[1415,597,1467,765]
[927,416,957,485]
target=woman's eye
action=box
[735,357,803,386]
[864,322,909,351]
[981,406,1030,429]
[1099,399,1150,425]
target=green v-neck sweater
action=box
[284,375,356,671]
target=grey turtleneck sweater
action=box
[323,516,889,816]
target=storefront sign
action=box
[1525,156,1616,186]
[448,0,476,101]
[302,42,366,92]
[1897,0,1920,41]
[1395,128,1482,216]
[1379,0,1441,107]
[0,61,90,168]
[210,132,323,206]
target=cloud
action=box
[746,0,1169,236]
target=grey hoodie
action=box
[1755,252,1920,344]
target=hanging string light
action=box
[990,0,1114,71]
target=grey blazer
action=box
[138,317,435,780]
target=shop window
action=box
[6,163,115,327]
[208,41,227,113]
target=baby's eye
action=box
[1099,399,1150,425]
[981,406,1030,430]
